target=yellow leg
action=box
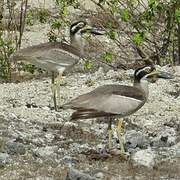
[116,119,125,154]
[51,72,57,111]
[55,73,66,107]
[55,74,62,106]
[108,118,112,149]
[108,129,112,149]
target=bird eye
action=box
[78,22,85,28]
[146,69,150,73]
[145,67,152,73]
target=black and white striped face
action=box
[70,21,106,35]
[70,21,87,35]
[134,66,156,81]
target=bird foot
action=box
[109,148,129,160]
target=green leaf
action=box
[120,9,130,22]
[175,8,180,22]
[62,6,68,17]
[51,20,61,29]
[103,52,113,63]
[132,33,144,45]
[108,31,116,40]
[84,60,92,70]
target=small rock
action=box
[44,133,54,143]
[0,153,10,167]
[157,142,180,161]
[33,146,58,158]
[62,155,78,164]
[94,67,104,80]
[94,172,104,180]
[151,127,176,148]
[124,130,149,152]
[5,141,26,155]
[125,69,134,78]
[106,69,116,79]
[66,168,96,180]
[131,149,155,168]
[78,0,98,11]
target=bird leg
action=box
[116,119,125,154]
[51,72,57,111]
[55,73,62,107]
[108,118,113,149]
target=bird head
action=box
[134,65,173,83]
[70,21,105,35]
[70,21,105,55]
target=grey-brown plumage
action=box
[11,42,80,74]
[63,84,147,120]
[10,21,105,110]
[63,66,157,119]
[10,21,103,75]
[63,66,172,153]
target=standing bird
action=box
[10,21,105,110]
[63,66,172,154]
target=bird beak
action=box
[89,27,106,35]
[80,25,106,35]
[147,70,174,79]
[156,70,174,79]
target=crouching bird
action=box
[63,66,173,154]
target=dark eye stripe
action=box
[134,66,154,81]
[70,21,86,34]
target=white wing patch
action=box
[87,94,143,115]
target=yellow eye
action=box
[145,68,151,73]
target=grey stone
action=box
[131,148,155,168]
[5,141,26,155]
[33,146,58,158]
[124,130,149,152]
[157,142,180,161]
[0,153,10,167]
[66,168,96,180]
[93,172,104,180]
[151,127,176,148]
[62,155,78,164]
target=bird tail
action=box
[71,110,112,120]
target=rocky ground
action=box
[0,65,180,179]
[1,0,180,179]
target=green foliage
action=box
[107,30,117,40]
[102,52,113,63]
[120,9,130,22]
[51,19,62,30]
[0,32,15,80]
[175,8,180,22]
[26,8,50,26]
[84,60,93,70]
[132,33,144,46]
[22,64,36,74]
[26,9,34,26]
[38,8,50,23]
[100,0,180,65]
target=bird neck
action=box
[134,78,149,98]
[70,33,85,56]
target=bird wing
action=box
[63,85,146,119]
[10,42,80,71]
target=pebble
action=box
[124,130,149,152]
[0,153,10,167]
[5,141,26,155]
[66,168,96,180]
[131,148,155,168]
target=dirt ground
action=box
[0,65,179,179]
